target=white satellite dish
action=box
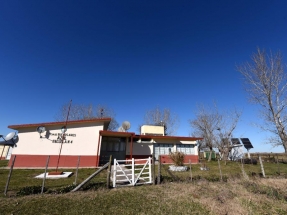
[36,126,46,138]
[0,132,18,147]
[4,132,16,141]
[122,121,131,131]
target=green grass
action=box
[158,160,287,182]
[0,160,287,214]
[0,160,8,167]
[0,168,107,196]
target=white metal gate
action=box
[112,157,152,188]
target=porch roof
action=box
[100,130,203,141]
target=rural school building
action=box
[7,118,203,168]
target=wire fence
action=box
[0,153,287,197]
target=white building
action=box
[7,118,202,168]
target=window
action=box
[176,144,195,155]
[154,144,174,159]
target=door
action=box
[99,137,126,165]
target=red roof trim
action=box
[138,135,203,141]
[8,118,112,129]
[99,130,203,141]
[100,130,134,137]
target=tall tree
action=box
[55,103,119,131]
[237,48,287,152]
[142,106,180,136]
[190,104,241,161]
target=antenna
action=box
[122,121,131,131]
[36,126,46,138]
[54,99,72,174]
[100,108,104,118]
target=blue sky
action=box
[1,1,287,152]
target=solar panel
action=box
[240,138,254,149]
[231,138,241,145]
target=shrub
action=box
[205,175,220,182]
[169,151,185,166]
[17,186,45,196]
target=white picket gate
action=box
[112,157,152,188]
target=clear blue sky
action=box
[1,1,287,152]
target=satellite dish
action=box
[118,126,125,132]
[36,126,46,134]
[36,126,46,138]
[61,126,67,134]
[0,132,19,147]
[4,132,16,141]
[122,121,131,131]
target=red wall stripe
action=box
[8,155,99,168]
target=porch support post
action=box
[96,132,102,167]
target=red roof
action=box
[8,118,111,129]
[100,130,203,141]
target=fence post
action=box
[189,159,192,182]
[106,155,112,189]
[4,155,16,196]
[113,159,117,188]
[157,156,161,185]
[132,158,135,185]
[148,157,152,184]
[153,154,156,185]
[74,156,81,185]
[259,156,265,177]
[218,159,222,181]
[41,156,50,194]
[277,154,280,174]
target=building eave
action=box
[8,118,112,130]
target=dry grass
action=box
[1,160,287,214]
[1,178,287,215]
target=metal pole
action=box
[74,156,81,185]
[4,155,16,196]
[55,100,72,172]
[0,145,5,160]
[41,156,50,194]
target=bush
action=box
[17,186,45,196]
[169,151,185,166]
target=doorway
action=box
[99,137,126,165]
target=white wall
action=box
[11,122,104,156]
[130,139,198,156]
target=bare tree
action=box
[237,48,287,152]
[190,104,241,162]
[190,104,221,161]
[142,106,180,135]
[215,110,241,162]
[55,102,119,131]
